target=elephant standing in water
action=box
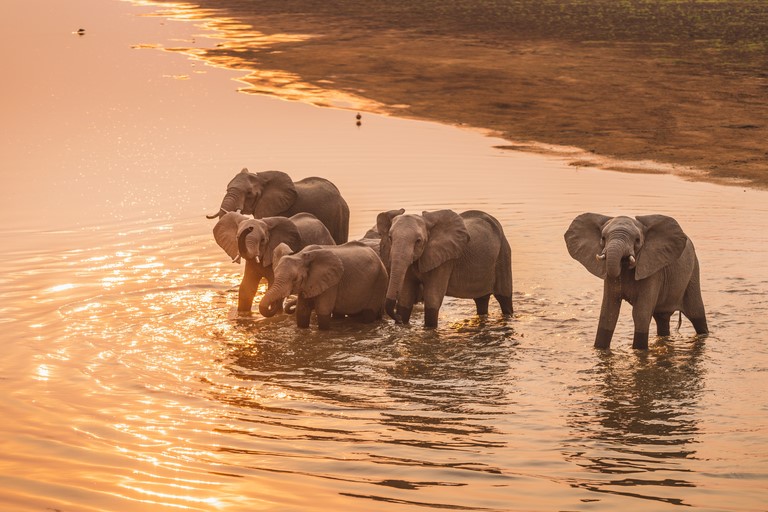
[213,212,335,313]
[259,242,388,329]
[377,209,513,327]
[564,213,709,350]
[207,168,350,244]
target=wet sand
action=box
[153,0,768,188]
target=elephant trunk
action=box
[605,239,627,279]
[259,275,290,317]
[385,247,411,323]
[207,189,242,219]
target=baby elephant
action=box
[564,213,709,350]
[213,212,335,313]
[259,242,388,329]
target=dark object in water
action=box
[76,28,85,35]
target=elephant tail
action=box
[676,310,682,333]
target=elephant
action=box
[564,213,709,350]
[213,211,335,313]
[207,168,350,244]
[259,242,389,329]
[378,208,513,327]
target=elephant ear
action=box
[262,216,302,267]
[302,249,344,298]
[213,211,250,263]
[564,212,613,278]
[634,215,688,280]
[272,242,294,269]
[252,171,298,218]
[376,208,405,265]
[419,210,470,273]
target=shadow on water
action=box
[563,335,707,506]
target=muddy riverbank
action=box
[153,0,768,187]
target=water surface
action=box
[0,1,766,510]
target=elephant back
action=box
[290,177,350,244]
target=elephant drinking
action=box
[259,242,388,330]
[213,212,335,313]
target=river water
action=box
[1,1,766,510]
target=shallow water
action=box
[1,1,767,510]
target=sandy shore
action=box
[156,0,768,188]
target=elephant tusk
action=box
[254,256,261,264]
[595,253,606,261]
[206,208,227,219]
[629,255,636,266]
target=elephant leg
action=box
[296,297,313,328]
[314,291,337,330]
[595,279,622,349]
[654,312,672,337]
[474,294,491,315]
[632,303,654,350]
[690,317,709,335]
[317,313,332,330]
[396,279,420,325]
[238,261,264,312]
[424,307,440,328]
[494,294,513,316]
[422,265,452,328]
[682,269,708,335]
[396,305,413,324]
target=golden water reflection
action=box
[133,0,383,111]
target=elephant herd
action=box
[208,168,709,350]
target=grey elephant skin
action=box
[259,242,388,330]
[378,209,513,327]
[213,212,335,313]
[564,213,709,350]
[207,168,350,244]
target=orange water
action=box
[1,1,766,510]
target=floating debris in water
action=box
[76,28,85,36]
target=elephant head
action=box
[377,209,469,321]
[207,168,298,219]
[259,246,344,317]
[564,213,688,280]
[212,212,301,266]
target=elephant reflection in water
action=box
[563,340,706,503]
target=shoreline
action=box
[151,0,768,189]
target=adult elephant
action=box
[564,213,709,350]
[378,208,513,327]
[213,211,335,313]
[259,242,388,329]
[207,168,350,244]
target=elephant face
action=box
[565,213,688,280]
[207,168,298,219]
[378,209,469,316]
[213,212,301,266]
[236,220,270,263]
[259,246,344,317]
